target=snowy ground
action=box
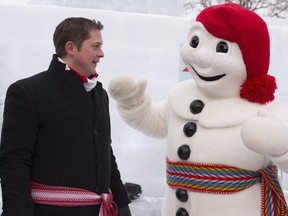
[0,3,288,215]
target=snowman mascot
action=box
[108,3,288,216]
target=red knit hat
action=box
[196,3,277,104]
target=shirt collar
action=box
[58,57,98,91]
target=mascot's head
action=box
[196,3,276,104]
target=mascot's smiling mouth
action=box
[190,64,226,82]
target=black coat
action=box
[0,55,130,216]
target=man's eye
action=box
[216,41,228,53]
[190,36,199,48]
[92,45,101,49]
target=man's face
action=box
[72,29,104,77]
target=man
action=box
[0,17,131,216]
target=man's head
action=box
[53,17,103,58]
[54,17,104,77]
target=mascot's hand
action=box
[241,116,288,156]
[108,73,148,107]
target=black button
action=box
[176,189,188,202]
[190,99,204,114]
[176,207,189,216]
[183,122,197,137]
[177,144,191,160]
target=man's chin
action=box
[87,70,97,77]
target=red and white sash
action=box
[31,181,117,216]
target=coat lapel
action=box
[48,56,95,119]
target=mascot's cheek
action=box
[241,116,288,156]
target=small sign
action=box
[179,57,192,82]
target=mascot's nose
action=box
[193,47,213,68]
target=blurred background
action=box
[0,1,287,215]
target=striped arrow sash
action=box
[31,181,117,216]
[166,158,287,216]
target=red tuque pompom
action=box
[240,75,277,104]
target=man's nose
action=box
[98,48,104,58]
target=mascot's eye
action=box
[216,41,229,53]
[190,36,199,48]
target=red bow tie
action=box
[68,66,98,83]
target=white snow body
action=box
[109,21,288,216]
[116,78,288,216]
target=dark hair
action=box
[53,17,104,57]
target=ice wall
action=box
[27,0,185,16]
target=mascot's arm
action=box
[108,73,168,138]
[241,102,288,173]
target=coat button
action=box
[177,144,191,160]
[176,207,189,216]
[190,99,204,114]
[183,122,197,137]
[176,189,188,202]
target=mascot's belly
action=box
[164,108,266,216]
[166,120,265,169]
[167,79,265,168]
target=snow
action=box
[0,3,288,215]
[0,0,29,5]
[26,0,185,16]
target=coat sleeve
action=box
[109,147,131,208]
[102,90,130,208]
[0,81,38,215]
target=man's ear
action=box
[65,41,77,56]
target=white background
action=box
[0,2,287,215]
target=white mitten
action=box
[241,116,288,156]
[108,73,148,108]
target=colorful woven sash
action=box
[31,181,117,216]
[166,158,287,216]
